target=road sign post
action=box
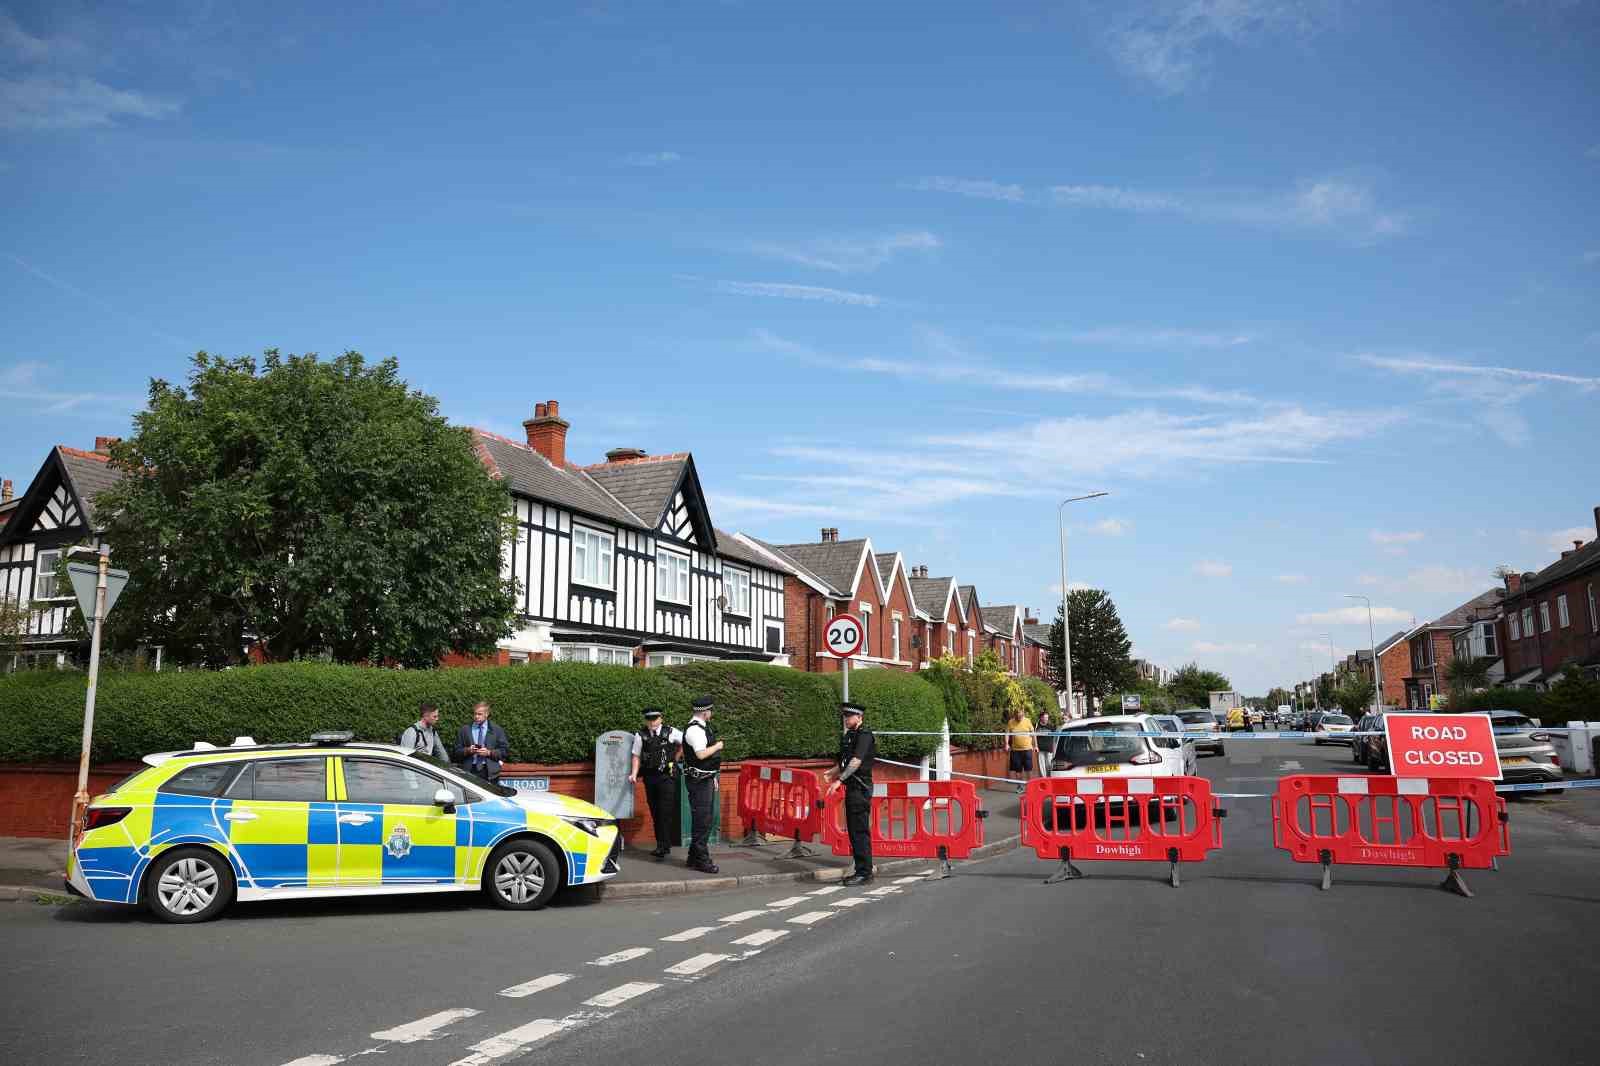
[824,612,866,703]
[65,549,129,843]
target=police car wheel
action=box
[145,847,235,923]
[486,840,560,910]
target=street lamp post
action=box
[1346,594,1380,714]
[1058,491,1109,718]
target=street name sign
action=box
[1382,712,1501,779]
[824,612,866,659]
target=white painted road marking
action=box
[830,896,869,908]
[584,982,662,1008]
[661,927,718,942]
[280,1057,344,1066]
[866,885,902,896]
[808,885,843,896]
[497,973,574,999]
[787,910,834,925]
[730,928,790,947]
[372,1008,480,1043]
[893,876,925,884]
[766,895,811,908]
[718,909,768,923]
[447,1015,589,1065]
[664,952,733,976]
[590,947,653,967]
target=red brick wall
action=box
[1377,640,1408,708]
[881,566,915,671]
[1532,576,1600,676]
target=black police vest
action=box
[838,727,874,794]
[638,727,676,776]
[683,719,721,775]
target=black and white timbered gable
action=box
[470,427,789,666]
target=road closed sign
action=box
[824,612,866,659]
[1382,713,1502,779]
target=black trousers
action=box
[642,772,679,850]
[686,774,716,865]
[844,789,873,877]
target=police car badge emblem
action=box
[385,824,413,859]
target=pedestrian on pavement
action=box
[454,701,510,782]
[1004,704,1036,791]
[629,707,683,861]
[681,695,723,874]
[823,701,876,886]
[1035,709,1057,777]
[399,702,449,760]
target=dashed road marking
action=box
[787,910,834,925]
[664,952,733,976]
[280,1057,344,1066]
[830,897,869,908]
[730,928,789,947]
[497,973,574,999]
[590,947,653,967]
[584,982,662,1008]
[766,895,811,908]
[893,875,925,884]
[447,1014,602,1066]
[866,886,902,896]
[718,909,769,923]
[372,1008,480,1043]
[807,885,843,896]
[661,927,718,942]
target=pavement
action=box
[3,744,1597,1065]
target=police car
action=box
[66,732,621,923]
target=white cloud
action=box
[1546,526,1594,552]
[1357,573,1381,586]
[1358,354,1600,393]
[906,176,1026,202]
[1090,517,1131,536]
[1193,640,1259,655]
[1102,0,1332,95]
[1033,325,1255,349]
[1053,184,1183,213]
[712,281,880,308]
[622,150,681,167]
[1051,177,1407,242]
[1163,617,1201,631]
[0,360,141,413]
[1393,566,1487,599]
[1194,559,1233,578]
[1370,530,1424,545]
[748,231,939,274]
[0,74,179,130]
[1274,573,1309,585]
[1296,605,1412,625]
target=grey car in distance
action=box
[1176,708,1226,757]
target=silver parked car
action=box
[1176,708,1226,756]
[1489,711,1564,786]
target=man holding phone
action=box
[454,701,510,783]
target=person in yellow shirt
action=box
[1004,706,1035,792]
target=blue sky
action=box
[4,1,1598,693]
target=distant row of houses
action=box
[0,401,1059,687]
[1314,509,1600,708]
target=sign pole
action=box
[69,547,109,842]
[842,655,849,704]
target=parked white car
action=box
[1049,714,1196,780]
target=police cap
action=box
[841,702,865,719]
[642,707,663,719]
[692,695,714,710]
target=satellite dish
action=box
[716,594,728,609]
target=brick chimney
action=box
[604,447,647,463]
[1024,609,1038,625]
[94,436,121,455]
[1593,504,1599,539]
[1,479,12,503]
[523,400,570,467]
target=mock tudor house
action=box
[0,439,124,669]
[1499,506,1600,687]
[735,529,921,673]
[468,401,789,667]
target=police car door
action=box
[336,757,463,887]
[221,756,339,891]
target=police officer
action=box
[629,708,682,861]
[681,695,723,874]
[822,701,876,886]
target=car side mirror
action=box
[433,788,457,811]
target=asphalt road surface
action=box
[4,739,1598,1066]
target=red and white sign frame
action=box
[823,612,866,659]
[1382,712,1502,780]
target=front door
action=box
[222,756,338,890]
[336,757,462,886]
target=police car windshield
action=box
[406,751,517,797]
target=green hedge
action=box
[0,661,851,765]
[919,659,972,737]
[827,668,943,761]
[1020,677,1059,722]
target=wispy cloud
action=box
[5,252,192,349]
[1194,559,1233,578]
[1,74,179,130]
[1358,354,1600,392]
[1354,353,1597,448]
[1544,526,1593,552]
[905,176,1026,202]
[1193,640,1259,655]
[0,361,142,414]
[1274,573,1309,585]
[1163,617,1201,631]
[1357,574,1381,586]
[1052,177,1407,241]
[1090,517,1131,536]
[1370,530,1424,546]
[1297,605,1412,626]
[1030,325,1256,349]
[748,231,939,274]
[622,150,681,167]
[1102,0,1332,95]
[711,281,881,308]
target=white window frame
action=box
[571,525,615,591]
[1521,607,1534,638]
[891,617,901,662]
[1539,601,1551,634]
[723,565,751,616]
[1556,594,1570,629]
[1589,582,1598,634]
[966,628,975,666]
[655,547,691,606]
[646,651,714,667]
[1509,612,1520,641]
[34,549,62,599]
[1480,622,1496,658]
[556,643,632,665]
[859,603,871,656]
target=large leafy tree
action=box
[1045,588,1134,710]
[96,351,519,667]
[1168,662,1232,709]
[1332,677,1377,717]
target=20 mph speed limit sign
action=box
[824,613,866,659]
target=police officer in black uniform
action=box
[681,695,723,874]
[628,708,682,861]
[822,701,876,886]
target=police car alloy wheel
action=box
[486,839,560,910]
[145,847,235,924]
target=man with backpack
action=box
[399,702,450,759]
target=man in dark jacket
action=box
[454,701,510,782]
